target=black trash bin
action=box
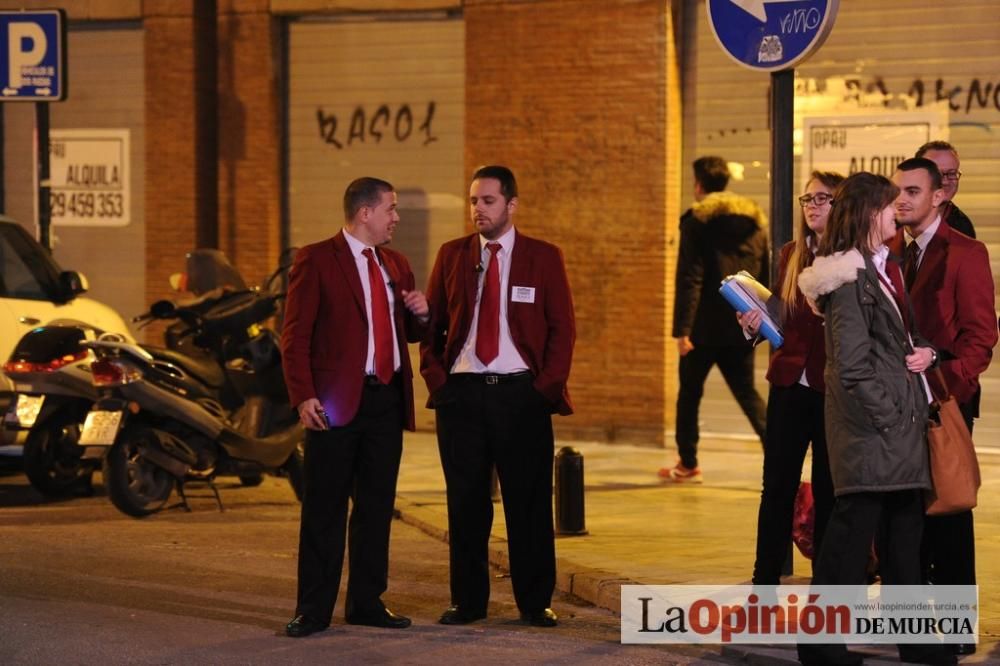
[554,446,588,536]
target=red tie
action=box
[475,242,502,365]
[363,248,394,384]
[882,260,911,333]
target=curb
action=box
[394,495,637,616]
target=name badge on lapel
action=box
[512,286,535,303]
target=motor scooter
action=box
[78,280,304,517]
[2,250,290,498]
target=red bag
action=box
[791,481,816,560]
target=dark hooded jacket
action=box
[673,191,769,346]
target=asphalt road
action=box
[0,469,733,665]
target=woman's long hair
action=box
[817,172,900,257]
[780,171,845,318]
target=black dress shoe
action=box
[899,644,957,665]
[346,607,411,629]
[438,605,487,625]
[520,608,558,627]
[285,615,329,638]
[949,643,976,655]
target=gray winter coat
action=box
[798,249,931,496]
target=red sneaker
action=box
[657,462,703,484]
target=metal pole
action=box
[36,101,51,251]
[769,69,794,285]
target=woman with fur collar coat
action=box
[795,173,952,666]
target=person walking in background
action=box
[280,177,429,637]
[892,157,997,657]
[421,165,575,628]
[915,140,975,239]
[796,172,953,666]
[740,171,843,585]
[663,156,769,484]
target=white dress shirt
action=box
[343,229,401,375]
[451,225,529,374]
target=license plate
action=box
[78,410,123,446]
[4,394,44,428]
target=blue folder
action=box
[719,271,784,348]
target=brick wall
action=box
[217,1,283,287]
[465,0,681,446]
[144,0,201,330]
[143,0,281,342]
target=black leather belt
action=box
[364,373,400,387]
[451,371,533,385]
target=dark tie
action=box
[362,248,394,384]
[903,241,920,290]
[475,242,502,365]
[884,260,911,333]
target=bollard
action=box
[490,465,500,502]
[554,446,588,536]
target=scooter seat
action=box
[141,346,227,389]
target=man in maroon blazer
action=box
[421,165,575,628]
[281,177,428,638]
[893,157,997,656]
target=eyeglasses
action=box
[798,193,833,207]
[940,169,963,181]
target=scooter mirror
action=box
[150,300,177,318]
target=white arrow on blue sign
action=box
[707,0,839,72]
[0,9,67,101]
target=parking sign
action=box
[0,9,66,101]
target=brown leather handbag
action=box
[924,368,980,515]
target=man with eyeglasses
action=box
[916,140,975,239]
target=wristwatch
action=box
[930,349,938,366]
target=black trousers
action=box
[295,378,403,623]
[921,399,977,586]
[435,373,556,615]
[752,383,833,584]
[676,344,767,468]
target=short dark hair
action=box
[915,140,958,159]
[343,177,394,220]
[472,165,518,201]
[693,156,730,193]
[896,157,943,190]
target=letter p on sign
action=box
[8,22,46,88]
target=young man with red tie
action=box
[421,165,575,628]
[281,177,429,637]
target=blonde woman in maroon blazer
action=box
[281,177,428,638]
[740,171,843,585]
[421,165,575,628]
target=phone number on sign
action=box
[50,192,124,219]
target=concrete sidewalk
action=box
[394,431,1000,664]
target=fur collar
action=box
[797,249,866,303]
[690,191,767,227]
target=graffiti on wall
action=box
[797,76,1000,115]
[316,102,439,149]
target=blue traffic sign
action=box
[0,9,66,101]
[707,0,838,72]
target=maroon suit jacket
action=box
[766,242,825,392]
[420,230,576,415]
[281,231,425,430]
[909,222,998,404]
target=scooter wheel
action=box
[104,427,175,518]
[23,412,94,497]
[238,474,264,487]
